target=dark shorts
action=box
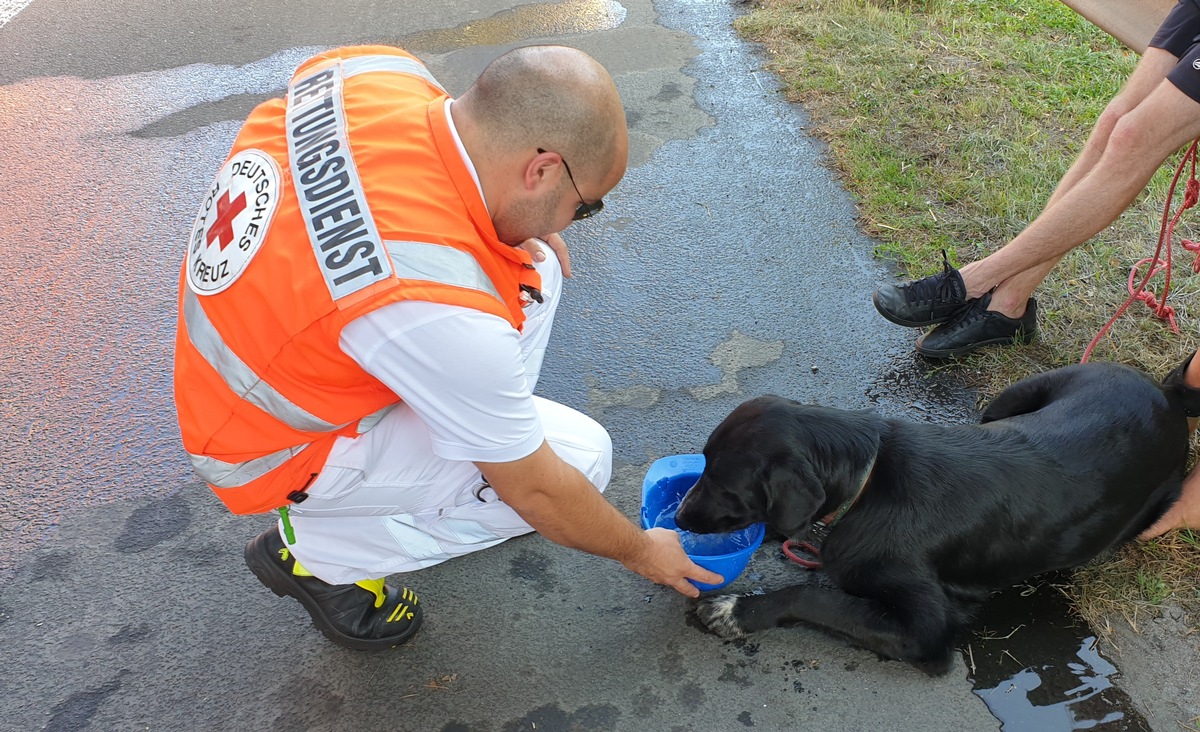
[1150,0,1200,103]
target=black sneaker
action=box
[873,251,969,327]
[915,293,1037,358]
[244,528,422,650]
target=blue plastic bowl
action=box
[640,454,765,592]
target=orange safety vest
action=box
[174,46,541,514]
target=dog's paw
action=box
[695,595,746,639]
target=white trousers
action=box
[284,252,613,585]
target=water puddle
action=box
[866,352,979,423]
[403,0,627,54]
[963,579,1150,731]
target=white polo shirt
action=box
[338,99,545,465]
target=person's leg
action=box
[282,245,598,582]
[283,395,612,583]
[963,47,1186,317]
[965,0,1200,315]
[915,79,1200,357]
[965,72,1200,309]
[874,4,1197,332]
[243,249,595,648]
[970,0,1200,313]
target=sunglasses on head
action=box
[539,148,605,220]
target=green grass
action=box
[738,0,1138,268]
[736,0,1200,631]
[1072,530,1200,630]
[1136,569,1169,604]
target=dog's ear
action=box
[762,457,826,539]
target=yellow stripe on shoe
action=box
[278,547,316,577]
[388,603,414,623]
[355,578,387,608]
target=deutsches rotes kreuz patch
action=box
[187,149,281,295]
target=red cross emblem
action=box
[206,190,248,251]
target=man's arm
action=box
[340,302,718,594]
[477,442,723,598]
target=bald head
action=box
[456,45,627,182]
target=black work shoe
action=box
[873,251,970,327]
[244,528,422,651]
[915,293,1037,359]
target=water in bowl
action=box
[654,497,757,556]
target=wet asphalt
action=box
[0,0,1073,729]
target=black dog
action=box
[675,361,1191,675]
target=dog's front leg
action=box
[695,585,954,674]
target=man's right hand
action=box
[622,528,723,598]
[480,444,722,598]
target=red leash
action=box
[781,539,824,569]
[1083,140,1200,362]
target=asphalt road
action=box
[0,1,1005,730]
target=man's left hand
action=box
[519,233,572,278]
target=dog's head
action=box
[675,396,880,539]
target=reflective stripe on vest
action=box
[341,55,446,92]
[188,444,309,489]
[187,441,309,487]
[182,237,501,487]
[182,238,498,432]
[356,403,396,435]
[385,240,503,302]
[182,289,346,433]
[189,397,397,489]
[287,62,393,302]
[188,402,397,489]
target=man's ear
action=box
[763,458,826,539]
[525,149,561,192]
